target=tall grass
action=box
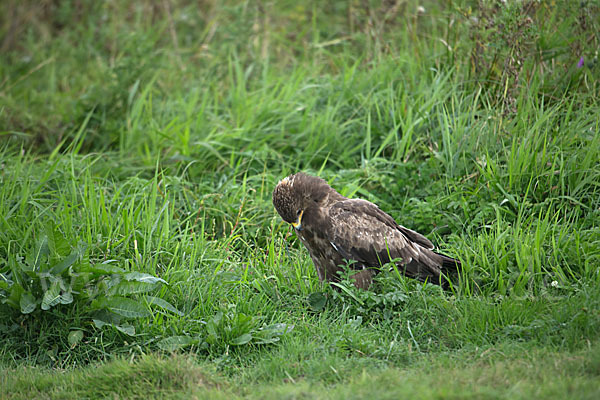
[1,1,599,397]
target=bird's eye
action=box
[296,209,302,216]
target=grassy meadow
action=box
[1,0,600,398]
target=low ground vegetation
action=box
[1,1,599,398]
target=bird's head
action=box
[272,172,332,231]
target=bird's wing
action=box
[397,226,434,250]
[326,199,442,277]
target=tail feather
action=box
[438,253,460,272]
[387,251,461,288]
[435,252,460,289]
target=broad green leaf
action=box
[144,295,184,316]
[206,311,223,341]
[252,336,280,345]
[41,280,61,310]
[308,292,327,312]
[0,279,10,291]
[70,272,93,293]
[84,262,125,275]
[68,330,84,348]
[20,292,37,314]
[113,324,136,336]
[60,290,73,305]
[101,275,122,293]
[5,282,25,309]
[91,309,122,325]
[32,235,49,270]
[108,281,156,296]
[98,296,152,318]
[233,312,254,330]
[45,221,71,258]
[38,272,72,306]
[231,333,253,345]
[93,319,136,336]
[50,252,79,275]
[253,323,294,344]
[157,335,198,351]
[7,257,26,286]
[330,282,364,305]
[124,272,167,285]
[92,319,108,329]
[261,323,294,334]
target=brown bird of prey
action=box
[272,172,460,289]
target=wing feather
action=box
[326,199,444,280]
[398,226,434,250]
[327,200,411,265]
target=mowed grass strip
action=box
[2,342,599,400]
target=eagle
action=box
[272,172,460,289]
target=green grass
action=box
[3,342,600,399]
[1,0,600,398]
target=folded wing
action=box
[326,199,454,283]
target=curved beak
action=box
[292,210,304,231]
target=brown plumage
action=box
[272,172,460,289]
